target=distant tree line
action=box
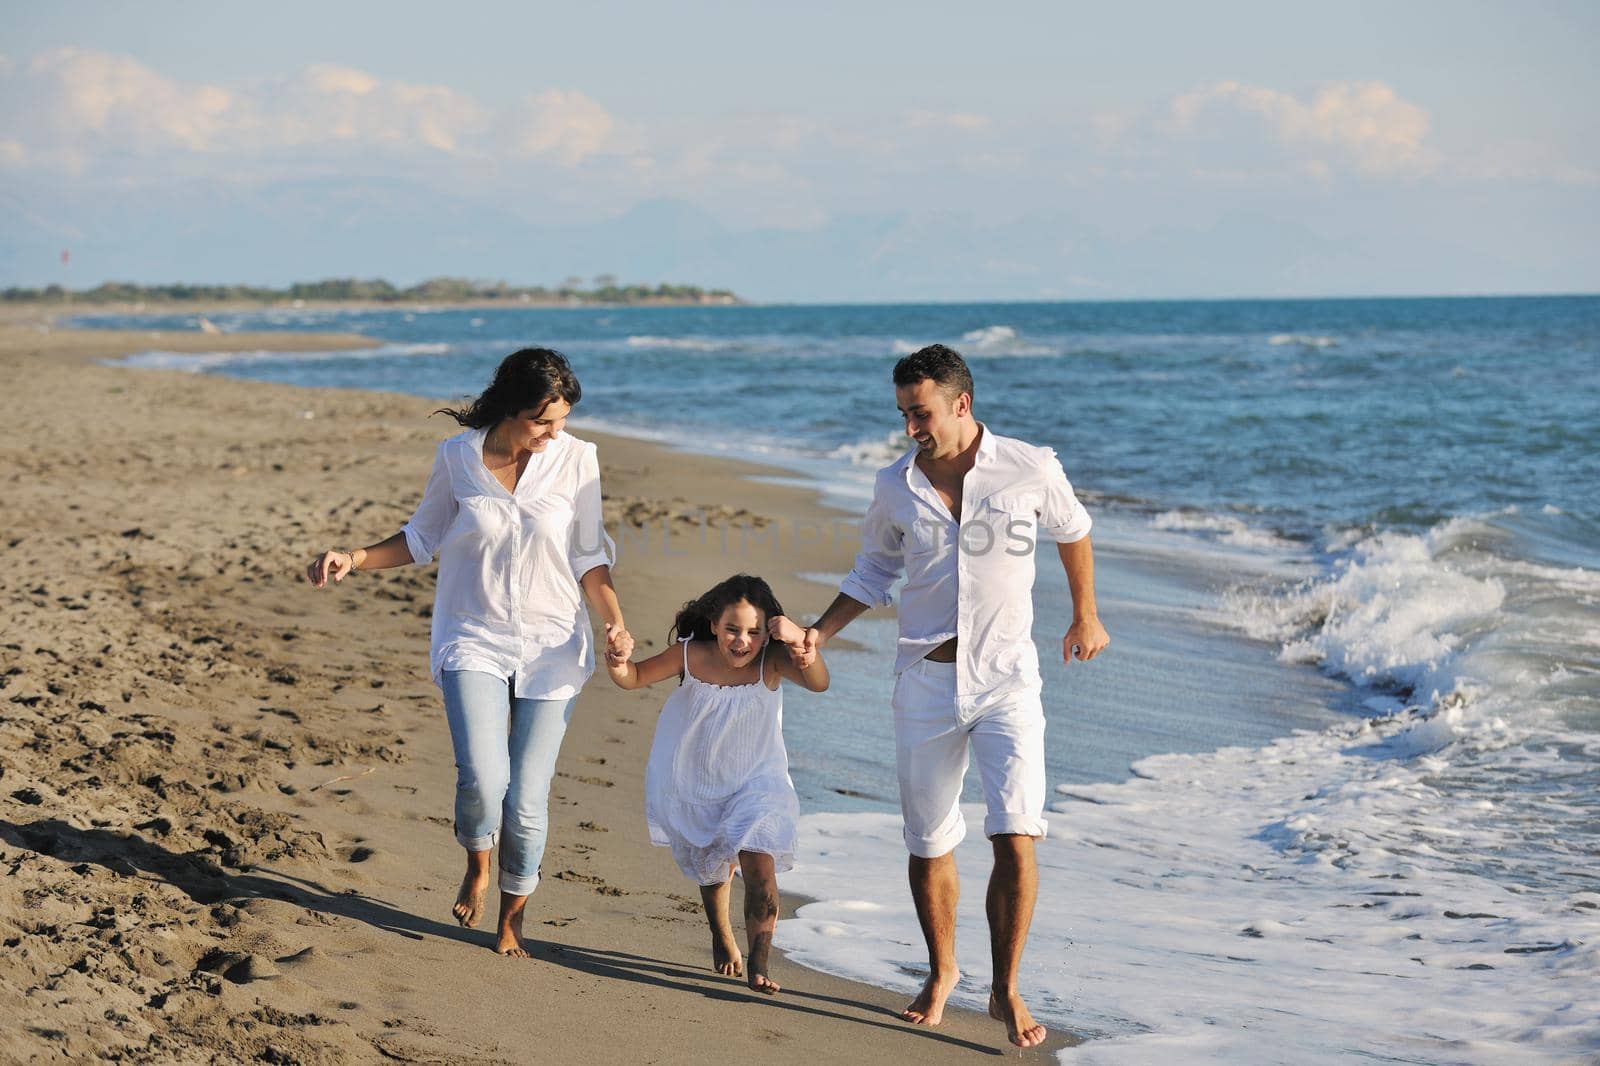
[1,276,741,306]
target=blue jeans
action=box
[440,671,575,896]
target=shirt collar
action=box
[899,420,993,485]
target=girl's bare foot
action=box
[700,872,742,976]
[989,989,1047,1048]
[902,968,960,1026]
[452,851,491,928]
[739,851,782,996]
[495,891,530,958]
[746,933,780,995]
[713,931,744,976]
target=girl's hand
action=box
[306,550,355,588]
[603,622,634,666]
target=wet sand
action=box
[0,313,1075,1062]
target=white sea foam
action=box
[1150,509,1298,551]
[781,712,1600,1062]
[892,325,1053,358]
[105,342,452,372]
[624,334,729,351]
[963,324,1018,348]
[828,432,909,469]
[1268,333,1339,348]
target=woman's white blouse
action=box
[401,428,615,700]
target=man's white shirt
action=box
[839,424,1091,714]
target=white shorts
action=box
[891,658,1048,858]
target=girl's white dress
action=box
[644,639,799,885]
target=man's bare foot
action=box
[989,990,1047,1048]
[748,970,780,995]
[452,866,490,928]
[901,969,959,1025]
[713,931,744,976]
[495,893,530,958]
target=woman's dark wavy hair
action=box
[670,574,786,643]
[435,347,581,428]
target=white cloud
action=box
[907,110,991,133]
[505,90,614,164]
[265,65,486,154]
[1172,79,1432,175]
[17,47,235,161]
[0,48,604,169]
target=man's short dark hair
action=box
[893,344,974,405]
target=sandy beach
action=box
[0,312,1076,1063]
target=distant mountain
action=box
[4,176,1594,301]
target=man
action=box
[802,344,1108,1049]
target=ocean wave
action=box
[104,342,453,372]
[962,324,1018,349]
[891,324,1054,358]
[828,433,909,469]
[1150,509,1298,551]
[783,724,1600,1062]
[783,676,1600,1062]
[1268,333,1339,348]
[624,334,730,351]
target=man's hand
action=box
[1063,615,1109,663]
[768,616,815,669]
[603,622,634,667]
[802,626,824,662]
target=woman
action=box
[306,347,628,957]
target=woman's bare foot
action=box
[452,851,491,928]
[902,968,960,1026]
[712,931,744,977]
[989,990,1047,1048]
[495,891,530,958]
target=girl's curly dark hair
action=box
[670,574,786,643]
[435,347,581,428]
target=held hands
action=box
[306,550,355,588]
[1063,615,1110,663]
[602,622,634,668]
[768,616,816,669]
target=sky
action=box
[3,1,1597,301]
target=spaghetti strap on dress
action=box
[643,639,800,884]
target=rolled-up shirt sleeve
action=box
[401,443,457,564]
[838,476,904,608]
[1037,448,1093,543]
[567,442,616,580]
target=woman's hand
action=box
[306,550,356,588]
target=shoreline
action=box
[0,320,1077,1061]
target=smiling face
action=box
[498,397,571,453]
[895,378,971,460]
[713,599,767,669]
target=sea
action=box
[90,296,1600,1063]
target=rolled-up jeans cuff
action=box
[499,869,540,896]
[457,829,497,852]
[984,813,1047,839]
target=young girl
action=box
[603,574,828,995]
